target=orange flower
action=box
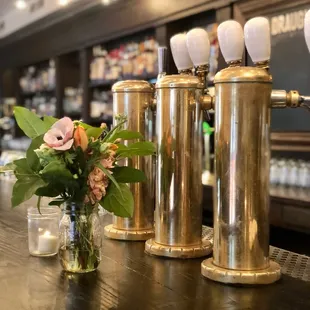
[74,126,88,151]
[109,143,118,151]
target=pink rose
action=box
[43,117,74,151]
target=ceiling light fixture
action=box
[102,0,111,5]
[59,0,69,6]
[15,0,27,10]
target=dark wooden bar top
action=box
[1,179,310,310]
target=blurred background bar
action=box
[1,0,310,246]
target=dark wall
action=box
[269,4,310,131]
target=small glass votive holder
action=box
[27,206,61,257]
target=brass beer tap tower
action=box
[145,30,213,258]
[104,80,155,241]
[201,15,310,285]
[104,47,167,241]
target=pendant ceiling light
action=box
[15,0,27,10]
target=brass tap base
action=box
[145,239,212,259]
[201,258,281,285]
[104,224,154,241]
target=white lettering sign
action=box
[271,9,309,36]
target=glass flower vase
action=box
[59,202,102,273]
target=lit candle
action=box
[37,231,59,254]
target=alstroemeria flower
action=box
[43,117,74,151]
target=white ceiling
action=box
[0,0,32,17]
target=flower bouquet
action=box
[9,107,155,272]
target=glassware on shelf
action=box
[90,90,113,120]
[297,160,309,188]
[270,157,310,188]
[19,60,56,93]
[48,59,56,90]
[27,206,61,257]
[24,95,56,117]
[287,159,298,187]
[89,36,159,82]
[270,158,279,185]
[63,87,82,116]
[277,158,288,185]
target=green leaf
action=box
[14,158,28,168]
[11,158,48,207]
[49,199,65,207]
[79,122,103,139]
[117,141,156,158]
[100,183,134,217]
[37,196,42,214]
[113,166,147,183]
[74,146,86,172]
[103,119,127,143]
[35,184,63,197]
[96,162,121,194]
[112,130,143,141]
[11,176,47,208]
[39,162,79,197]
[14,107,49,138]
[0,162,15,173]
[43,116,58,127]
[13,158,34,179]
[86,127,103,140]
[115,144,128,152]
[27,135,44,171]
[40,161,73,181]
[64,152,77,165]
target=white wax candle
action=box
[37,231,59,254]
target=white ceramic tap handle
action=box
[304,10,310,53]
[170,33,193,71]
[186,28,210,66]
[244,17,271,63]
[217,20,244,63]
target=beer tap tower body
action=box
[202,16,310,285]
[145,32,213,258]
[105,12,310,284]
[104,80,155,241]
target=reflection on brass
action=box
[286,90,300,108]
[196,64,209,88]
[271,90,305,109]
[199,94,214,110]
[179,68,193,75]
[104,80,155,241]
[227,59,242,67]
[254,60,270,71]
[145,74,212,258]
[145,238,212,259]
[104,224,154,241]
[202,258,281,285]
[270,89,287,108]
[201,66,281,284]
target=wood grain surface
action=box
[0,180,310,310]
